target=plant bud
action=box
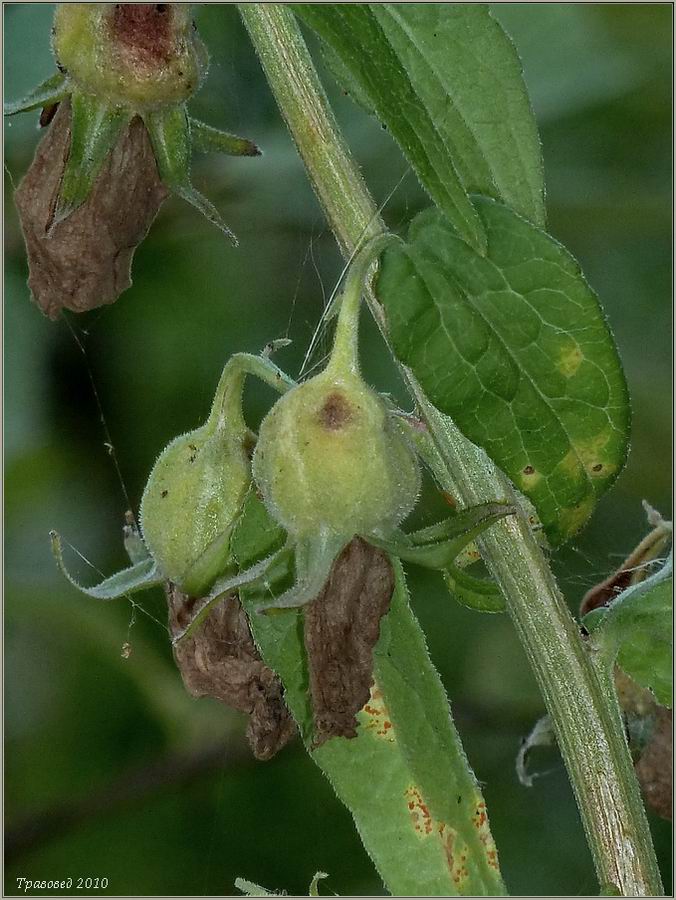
[140,406,251,597]
[253,368,420,542]
[53,3,208,109]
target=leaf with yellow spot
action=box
[242,556,506,896]
[377,199,630,544]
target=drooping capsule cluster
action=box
[6,3,260,317]
[51,236,512,757]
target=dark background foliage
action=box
[4,4,672,896]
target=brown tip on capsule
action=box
[111,3,175,64]
[318,392,353,431]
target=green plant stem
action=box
[240,4,663,896]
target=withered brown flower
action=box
[15,99,168,319]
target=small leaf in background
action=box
[584,554,672,709]
[377,199,630,545]
[294,4,544,253]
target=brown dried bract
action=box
[635,706,672,821]
[616,669,672,821]
[166,583,296,761]
[304,538,394,747]
[580,516,672,617]
[14,99,168,320]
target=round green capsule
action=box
[53,3,208,110]
[253,368,420,542]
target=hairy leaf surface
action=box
[294,4,545,252]
[237,497,504,894]
[378,199,630,544]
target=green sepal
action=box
[123,519,151,565]
[444,564,505,614]
[51,531,163,599]
[145,105,237,244]
[53,91,130,225]
[231,487,288,569]
[179,524,237,599]
[234,878,276,898]
[3,71,69,117]
[371,501,514,571]
[189,117,261,157]
[170,544,294,644]
[252,529,346,612]
[234,870,328,897]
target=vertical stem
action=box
[240,4,663,895]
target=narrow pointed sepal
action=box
[123,517,151,565]
[371,501,515,571]
[145,105,238,244]
[51,531,163,599]
[4,71,69,117]
[171,545,294,644]
[52,91,130,226]
[189,117,261,157]
[253,530,347,612]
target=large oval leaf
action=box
[294,4,545,253]
[377,199,630,545]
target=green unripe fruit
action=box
[139,357,256,597]
[53,4,208,109]
[140,423,250,596]
[253,369,420,541]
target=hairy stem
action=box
[240,4,662,896]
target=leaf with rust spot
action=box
[304,538,394,747]
[14,99,168,319]
[166,583,296,761]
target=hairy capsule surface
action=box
[53,3,208,109]
[253,368,420,542]
[140,367,251,597]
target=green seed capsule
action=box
[139,360,252,596]
[253,368,420,542]
[53,4,208,109]
[253,235,420,546]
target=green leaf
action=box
[377,200,630,545]
[242,559,506,896]
[294,4,545,251]
[584,555,672,708]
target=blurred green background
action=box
[4,4,672,896]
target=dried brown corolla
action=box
[6,3,261,317]
[167,583,296,761]
[14,99,168,319]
